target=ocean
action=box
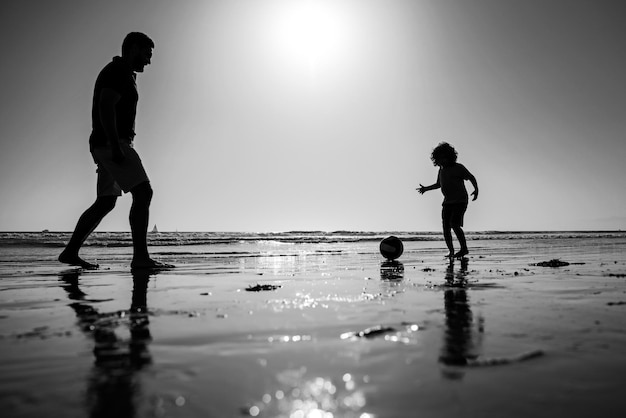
[2,230,624,275]
[2,230,625,248]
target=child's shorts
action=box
[91,141,149,197]
[442,203,468,229]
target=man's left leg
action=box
[60,196,118,269]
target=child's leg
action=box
[443,227,454,256]
[453,226,468,257]
[442,205,454,257]
[451,203,469,258]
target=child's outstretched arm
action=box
[417,179,440,195]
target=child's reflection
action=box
[59,269,157,418]
[439,258,482,372]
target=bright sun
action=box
[267,0,354,79]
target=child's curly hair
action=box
[430,142,458,165]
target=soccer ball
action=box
[379,236,404,260]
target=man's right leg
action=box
[129,181,153,265]
[128,182,174,269]
[59,196,117,269]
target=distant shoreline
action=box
[2,229,624,234]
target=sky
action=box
[1,0,625,232]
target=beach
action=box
[1,232,626,418]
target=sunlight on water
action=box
[267,334,313,343]
[246,368,374,417]
[268,290,385,312]
[340,324,421,345]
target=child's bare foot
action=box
[454,249,469,259]
[131,258,175,270]
[59,251,99,269]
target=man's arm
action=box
[99,88,124,163]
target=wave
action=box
[0,230,624,248]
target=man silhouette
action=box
[60,32,172,270]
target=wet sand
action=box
[1,237,626,417]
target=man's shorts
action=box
[91,141,149,197]
[442,202,468,229]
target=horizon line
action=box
[3,229,624,234]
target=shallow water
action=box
[1,235,626,417]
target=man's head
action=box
[121,32,154,72]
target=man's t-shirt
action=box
[438,163,471,204]
[89,56,138,148]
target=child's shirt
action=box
[438,163,471,204]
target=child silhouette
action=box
[418,142,478,258]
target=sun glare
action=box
[268,0,354,80]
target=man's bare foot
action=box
[59,251,99,269]
[131,258,175,270]
[454,249,469,259]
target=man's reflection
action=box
[59,269,156,418]
[439,258,481,372]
